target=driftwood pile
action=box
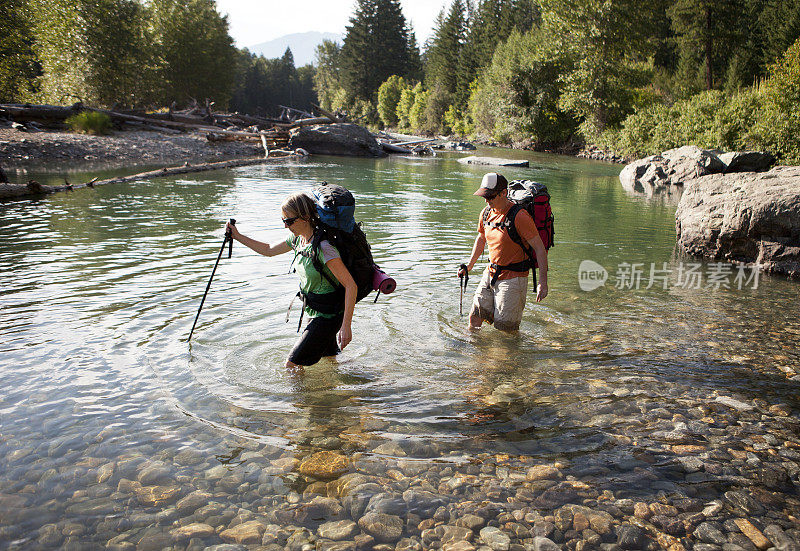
[0,101,354,199]
[0,101,352,153]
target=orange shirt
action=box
[478,204,538,280]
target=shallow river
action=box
[1,150,799,550]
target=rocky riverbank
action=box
[0,127,263,167]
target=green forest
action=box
[2,0,800,163]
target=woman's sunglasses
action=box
[282,216,299,227]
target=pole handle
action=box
[227,218,236,258]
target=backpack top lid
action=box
[312,183,356,233]
[508,180,549,203]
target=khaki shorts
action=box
[470,269,528,331]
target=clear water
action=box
[1,150,798,548]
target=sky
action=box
[214,0,444,48]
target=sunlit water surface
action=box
[1,150,798,549]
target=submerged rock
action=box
[299,451,350,480]
[675,165,800,278]
[457,156,529,167]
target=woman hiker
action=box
[458,173,549,332]
[225,192,357,372]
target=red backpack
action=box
[481,180,554,285]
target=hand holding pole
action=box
[187,219,236,342]
[459,263,469,316]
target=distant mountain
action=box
[247,32,343,67]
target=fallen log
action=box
[381,142,412,154]
[0,157,287,200]
[204,128,287,139]
[290,116,335,128]
[215,113,286,127]
[0,104,78,122]
[391,137,438,147]
[311,103,341,124]
[124,120,184,134]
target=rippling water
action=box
[2,150,798,549]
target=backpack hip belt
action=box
[489,259,535,286]
[288,288,345,332]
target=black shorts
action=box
[287,313,343,366]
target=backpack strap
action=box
[310,229,341,290]
[486,204,538,286]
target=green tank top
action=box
[287,235,341,318]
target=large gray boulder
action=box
[288,123,385,157]
[675,165,800,278]
[718,151,776,173]
[620,146,776,190]
[619,145,725,189]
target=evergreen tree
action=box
[405,28,424,82]
[758,0,800,65]
[230,48,317,116]
[313,39,344,110]
[541,0,659,136]
[148,0,237,107]
[425,0,467,94]
[377,75,407,127]
[0,0,40,102]
[455,0,539,107]
[29,0,147,106]
[339,0,419,100]
[668,0,747,91]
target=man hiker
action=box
[458,173,549,331]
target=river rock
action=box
[532,536,560,551]
[137,462,172,485]
[619,146,725,189]
[763,524,800,551]
[533,482,581,509]
[454,514,485,531]
[299,451,350,479]
[479,526,511,551]
[366,492,407,515]
[442,542,476,551]
[438,525,473,544]
[134,484,181,506]
[176,490,211,515]
[616,524,646,549]
[172,523,216,539]
[403,488,448,516]
[733,519,771,550]
[526,465,561,481]
[357,512,404,542]
[675,165,800,278]
[318,520,358,540]
[219,520,267,544]
[289,123,385,157]
[694,521,727,545]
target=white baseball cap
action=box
[473,173,508,197]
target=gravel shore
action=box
[0,127,264,166]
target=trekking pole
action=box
[459,264,469,316]
[187,219,236,342]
